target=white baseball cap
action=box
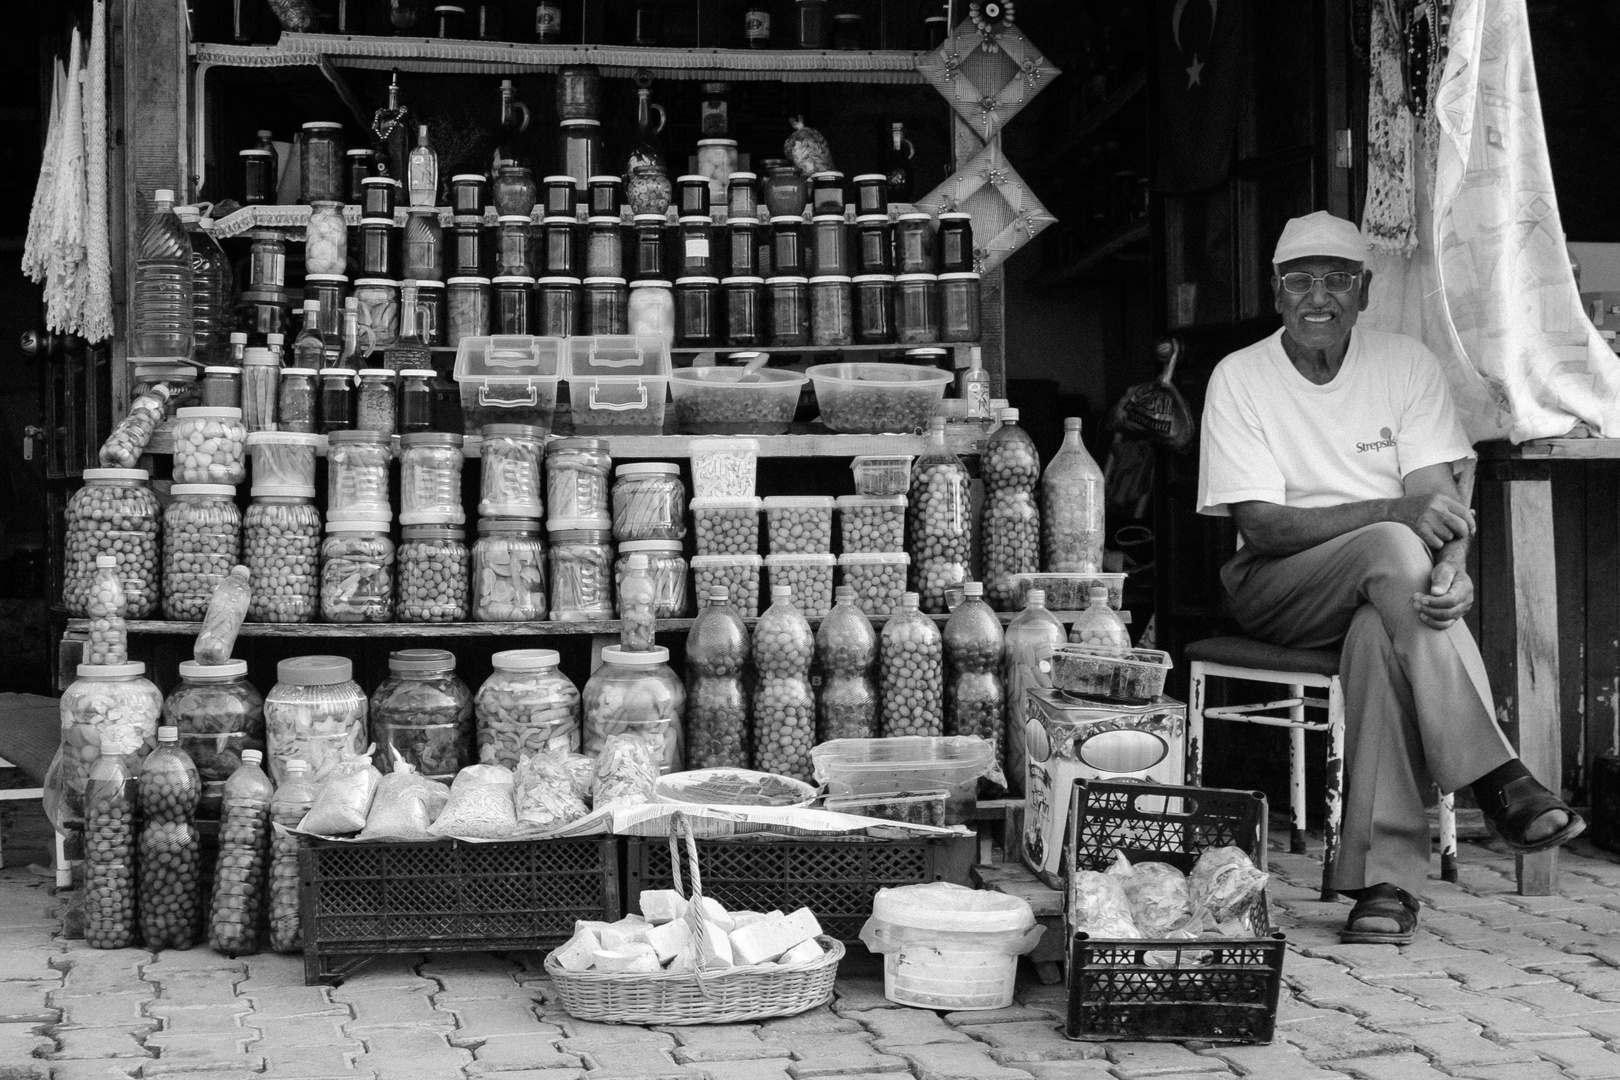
[1273,210,1369,266]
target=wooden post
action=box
[1508,469,1562,894]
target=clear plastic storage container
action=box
[245,431,319,492]
[397,524,469,622]
[612,462,688,542]
[320,519,395,623]
[326,430,392,522]
[548,523,615,621]
[692,495,761,556]
[669,367,805,435]
[838,551,909,618]
[689,437,758,498]
[479,423,544,518]
[616,540,689,618]
[172,406,247,485]
[850,454,913,497]
[475,649,582,767]
[472,518,547,622]
[64,469,161,619]
[806,362,950,435]
[811,735,997,825]
[244,495,321,623]
[163,659,266,792]
[50,662,163,831]
[764,495,834,554]
[691,554,762,618]
[370,649,474,783]
[836,494,906,553]
[584,645,685,772]
[765,553,836,618]
[263,656,368,784]
[545,437,613,522]
[399,432,465,525]
[161,484,241,621]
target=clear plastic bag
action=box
[592,734,658,810]
[1189,845,1269,925]
[298,751,381,835]
[359,757,451,840]
[513,751,589,830]
[1108,854,1192,937]
[1069,870,1139,939]
[430,764,519,839]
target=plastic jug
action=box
[1040,417,1105,574]
[132,190,195,359]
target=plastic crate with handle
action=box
[1064,780,1286,1045]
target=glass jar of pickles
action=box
[809,276,853,346]
[448,217,487,277]
[894,272,940,345]
[615,540,689,618]
[492,275,535,335]
[479,424,544,518]
[396,524,469,622]
[855,215,891,274]
[472,518,547,622]
[939,271,981,342]
[611,462,687,543]
[770,216,807,276]
[318,368,356,434]
[320,519,395,623]
[585,217,624,278]
[583,277,629,335]
[369,649,473,783]
[495,216,534,277]
[767,276,810,346]
[853,274,894,344]
[628,279,674,347]
[548,523,614,621]
[894,212,936,274]
[539,217,577,276]
[447,276,492,344]
[632,215,666,279]
[675,277,719,346]
[475,649,582,766]
[537,276,581,337]
[415,279,446,346]
[399,431,465,524]
[677,217,715,278]
[353,278,400,351]
[545,437,611,522]
[722,276,764,346]
[277,368,317,434]
[325,430,391,522]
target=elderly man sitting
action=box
[1195,211,1583,944]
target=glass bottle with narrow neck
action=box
[960,349,991,419]
[385,282,430,372]
[407,124,438,207]
[337,298,362,368]
[378,73,411,183]
[291,300,326,370]
[886,122,913,201]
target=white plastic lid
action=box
[537,276,583,286]
[83,467,149,482]
[769,216,807,226]
[856,214,890,224]
[588,174,623,184]
[964,581,983,596]
[811,214,846,224]
[763,496,834,510]
[897,211,933,222]
[447,276,493,286]
[807,276,854,285]
[242,348,278,366]
[304,273,350,283]
[772,585,792,599]
[492,648,560,671]
[497,214,532,224]
[78,662,146,678]
[852,274,897,284]
[1001,407,1019,421]
[544,175,576,183]
[94,554,117,568]
[356,368,397,380]
[245,431,323,447]
[353,278,399,288]
[157,725,178,740]
[729,171,758,181]
[388,648,456,673]
[202,366,243,376]
[619,539,682,553]
[601,645,670,666]
[492,275,537,285]
[697,138,738,147]
[721,276,767,286]
[276,656,353,686]
[678,276,721,286]
[250,484,317,498]
[170,484,237,497]
[630,279,673,289]
[691,496,762,510]
[179,659,248,680]
[939,271,981,281]
[895,273,940,283]
[400,368,439,379]
[176,406,243,419]
[616,462,679,478]
[546,517,612,532]
[286,759,309,773]
[242,750,263,765]
[541,216,578,226]
[837,551,910,565]
[852,173,886,183]
[583,277,629,287]
[155,189,174,202]
[834,494,906,508]
[325,519,391,533]
[1026,589,1046,605]
[586,216,620,226]
[691,554,762,567]
[766,553,835,566]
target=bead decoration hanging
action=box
[917,14,1058,143]
[911,138,1055,275]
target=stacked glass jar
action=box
[64,468,161,620]
[398,431,468,622]
[474,423,547,622]
[370,649,473,783]
[475,648,582,767]
[323,430,393,623]
[545,438,614,622]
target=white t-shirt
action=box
[1196,327,1474,518]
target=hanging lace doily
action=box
[1364,0,1417,255]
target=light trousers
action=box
[1222,522,1513,895]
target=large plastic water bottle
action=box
[132,190,195,359]
[175,205,231,367]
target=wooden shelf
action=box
[1032,220,1151,287]
[193,34,927,85]
[581,427,991,458]
[67,608,1119,640]
[669,343,975,358]
[1038,69,1147,168]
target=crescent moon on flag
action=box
[1172,0,1219,54]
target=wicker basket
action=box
[546,813,844,1025]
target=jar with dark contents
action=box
[358,220,397,278]
[585,217,625,278]
[403,211,444,281]
[809,276,853,346]
[539,217,577,276]
[449,173,486,215]
[722,276,765,346]
[448,216,487,277]
[303,274,348,348]
[894,213,936,275]
[678,217,715,278]
[937,212,974,274]
[810,172,845,216]
[853,274,895,344]
[399,368,436,433]
[543,175,576,218]
[582,277,629,335]
[242,149,274,206]
[346,148,378,204]
[319,368,356,434]
[588,176,621,217]
[770,216,807,276]
[767,276,810,346]
[277,368,318,434]
[201,366,242,410]
[939,271,981,343]
[299,122,345,204]
[536,277,580,337]
[446,276,492,344]
[249,232,287,289]
[495,216,534,277]
[415,280,446,346]
[361,176,400,219]
[853,174,886,217]
[435,5,467,38]
[632,214,666,279]
[676,277,719,346]
[809,215,849,276]
[356,368,398,436]
[894,273,940,345]
[492,276,534,335]
[728,172,759,219]
[676,175,710,217]
[727,222,759,276]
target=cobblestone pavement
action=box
[16,830,1620,1079]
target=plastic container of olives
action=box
[835,494,906,553]
[850,455,914,497]
[764,553,836,618]
[692,554,762,618]
[805,362,950,435]
[691,495,761,556]
[837,551,909,617]
[670,367,806,435]
[763,495,834,554]
[1007,571,1128,611]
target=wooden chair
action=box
[1186,636,1458,900]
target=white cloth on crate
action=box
[1196,327,1475,520]
[1361,0,1620,443]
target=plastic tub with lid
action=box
[859,882,1043,1011]
[452,335,566,433]
[810,735,1002,825]
[565,334,671,435]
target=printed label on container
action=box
[685,237,711,259]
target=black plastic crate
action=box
[623,834,976,942]
[1591,755,1620,854]
[298,837,620,984]
[1064,780,1286,1045]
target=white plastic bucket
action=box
[862,882,1043,1012]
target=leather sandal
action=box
[1340,883,1419,945]
[1478,776,1586,854]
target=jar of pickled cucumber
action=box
[474,649,582,768]
[370,649,473,783]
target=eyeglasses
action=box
[1278,271,1360,295]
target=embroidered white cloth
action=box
[1362,0,1620,443]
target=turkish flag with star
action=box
[1154,0,1243,193]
